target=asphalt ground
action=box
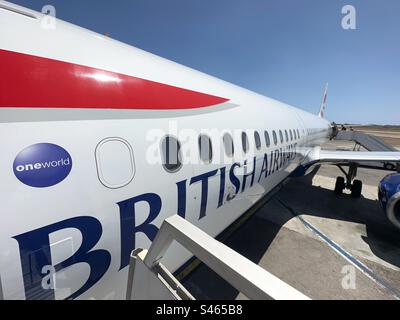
[183,137,400,300]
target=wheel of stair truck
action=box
[351,180,363,198]
[384,162,395,171]
[334,177,346,194]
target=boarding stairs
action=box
[335,130,397,152]
[126,215,310,300]
[334,129,399,171]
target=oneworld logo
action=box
[13,143,73,188]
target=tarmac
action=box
[183,129,400,300]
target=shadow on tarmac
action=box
[182,168,400,299]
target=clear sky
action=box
[10,0,400,124]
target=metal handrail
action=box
[136,215,310,300]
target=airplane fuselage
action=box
[0,1,331,300]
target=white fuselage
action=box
[0,1,331,300]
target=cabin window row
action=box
[162,129,302,172]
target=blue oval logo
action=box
[13,143,73,188]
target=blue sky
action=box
[11,0,400,124]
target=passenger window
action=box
[279,130,283,143]
[199,134,213,163]
[162,136,182,172]
[297,129,300,138]
[264,131,270,147]
[285,130,288,142]
[290,130,293,141]
[273,131,278,146]
[223,133,234,157]
[242,132,249,153]
[254,131,261,150]
[95,138,135,189]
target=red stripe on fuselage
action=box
[0,49,229,110]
